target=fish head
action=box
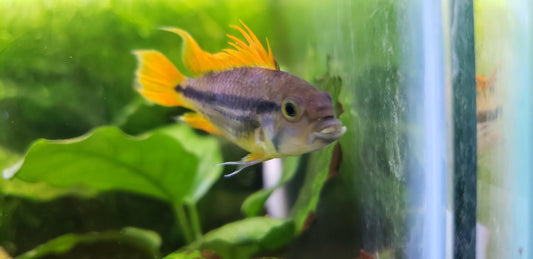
[272,80,346,156]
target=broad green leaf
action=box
[188,217,294,259]
[0,144,98,201]
[3,126,203,204]
[241,156,300,217]
[155,124,223,204]
[16,227,161,259]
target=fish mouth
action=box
[311,118,347,142]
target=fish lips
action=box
[311,118,346,143]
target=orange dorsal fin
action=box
[179,112,222,135]
[133,50,188,107]
[161,20,278,77]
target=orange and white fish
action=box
[133,21,346,176]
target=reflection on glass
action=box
[475,0,532,258]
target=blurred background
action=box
[0,0,531,258]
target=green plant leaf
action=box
[0,177,97,201]
[163,249,221,259]
[2,126,221,204]
[163,250,203,259]
[15,227,161,259]
[241,156,300,217]
[187,217,294,259]
[154,124,223,204]
[289,145,336,232]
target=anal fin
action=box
[180,113,222,135]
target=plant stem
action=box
[173,203,193,243]
[187,203,203,240]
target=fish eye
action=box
[282,99,299,120]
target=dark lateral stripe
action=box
[176,85,279,113]
[211,107,260,126]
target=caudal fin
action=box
[133,50,187,107]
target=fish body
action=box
[134,21,346,176]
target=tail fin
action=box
[133,50,187,107]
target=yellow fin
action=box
[243,153,266,163]
[180,112,222,135]
[161,20,278,77]
[133,50,187,107]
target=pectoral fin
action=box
[218,152,269,177]
[180,113,222,135]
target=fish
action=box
[133,20,346,177]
